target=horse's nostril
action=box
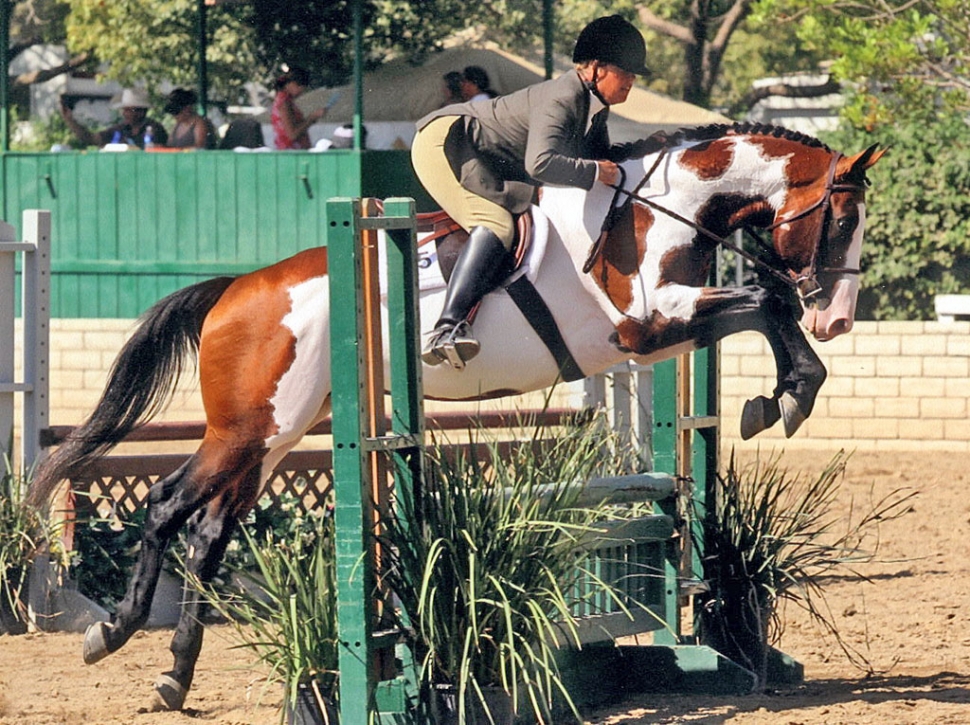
[827,318,852,338]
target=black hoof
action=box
[82,621,112,665]
[152,674,188,711]
[740,396,781,440]
[779,392,807,438]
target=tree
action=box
[822,116,970,319]
[60,0,470,106]
[63,0,261,105]
[763,0,970,127]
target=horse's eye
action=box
[837,215,858,234]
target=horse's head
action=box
[767,142,886,341]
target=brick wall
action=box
[9,319,970,456]
[720,321,970,453]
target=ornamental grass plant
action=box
[695,449,916,689]
[381,412,649,724]
[190,505,338,724]
[0,454,49,634]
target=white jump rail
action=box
[0,210,51,472]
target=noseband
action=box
[593,150,867,303]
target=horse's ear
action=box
[838,144,887,183]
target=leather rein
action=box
[587,150,867,303]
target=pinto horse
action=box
[30,123,883,710]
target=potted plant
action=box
[694,450,916,689]
[0,455,50,635]
[192,504,339,724]
[381,413,647,724]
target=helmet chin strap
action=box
[582,63,610,105]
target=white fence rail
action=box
[0,210,51,471]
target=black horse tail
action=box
[28,276,236,506]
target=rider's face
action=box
[594,64,635,105]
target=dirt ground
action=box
[3,448,970,725]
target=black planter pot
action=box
[430,684,516,725]
[286,680,339,725]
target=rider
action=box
[411,15,650,369]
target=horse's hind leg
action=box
[153,475,254,711]
[82,457,210,665]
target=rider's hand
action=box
[597,160,620,187]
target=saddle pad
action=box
[378,205,551,299]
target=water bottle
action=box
[110,130,122,144]
[143,125,155,150]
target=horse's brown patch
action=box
[590,203,651,314]
[613,313,685,356]
[658,244,712,287]
[678,138,733,180]
[199,247,329,442]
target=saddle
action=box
[416,209,534,284]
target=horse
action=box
[29,123,883,711]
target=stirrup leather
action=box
[421,322,480,370]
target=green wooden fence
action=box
[0,149,430,318]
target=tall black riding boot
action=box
[422,226,512,369]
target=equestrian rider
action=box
[411,15,651,369]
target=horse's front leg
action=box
[613,284,825,439]
[739,308,825,440]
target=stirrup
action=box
[421,322,480,370]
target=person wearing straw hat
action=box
[61,87,169,149]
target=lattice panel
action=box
[69,450,335,519]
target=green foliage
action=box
[823,116,970,319]
[771,0,970,126]
[64,0,261,105]
[69,502,146,610]
[11,112,76,151]
[70,490,320,611]
[695,450,914,686]
[0,456,49,634]
[382,413,647,724]
[191,509,338,722]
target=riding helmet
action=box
[572,15,650,76]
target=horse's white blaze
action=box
[801,204,865,341]
[266,275,332,448]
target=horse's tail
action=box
[28,276,236,506]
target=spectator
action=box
[441,71,464,106]
[61,87,169,149]
[164,88,217,149]
[271,67,326,150]
[461,66,497,101]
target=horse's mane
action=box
[625,122,832,158]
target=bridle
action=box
[587,149,868,303]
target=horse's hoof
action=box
[779,392,807,438]
[740,396,780,440]
[82,621,111,665]
[152,674,188,711]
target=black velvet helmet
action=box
[572,15,650,76]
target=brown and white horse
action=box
[29,123,883,710]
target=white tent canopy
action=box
[257,44,729,150]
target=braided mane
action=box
[624,121,832,158]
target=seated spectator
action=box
[164,88,217,149]
[219,116,266,149]
[61,87,168,149]
[441,71,464,106]
[461,66,497,101]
